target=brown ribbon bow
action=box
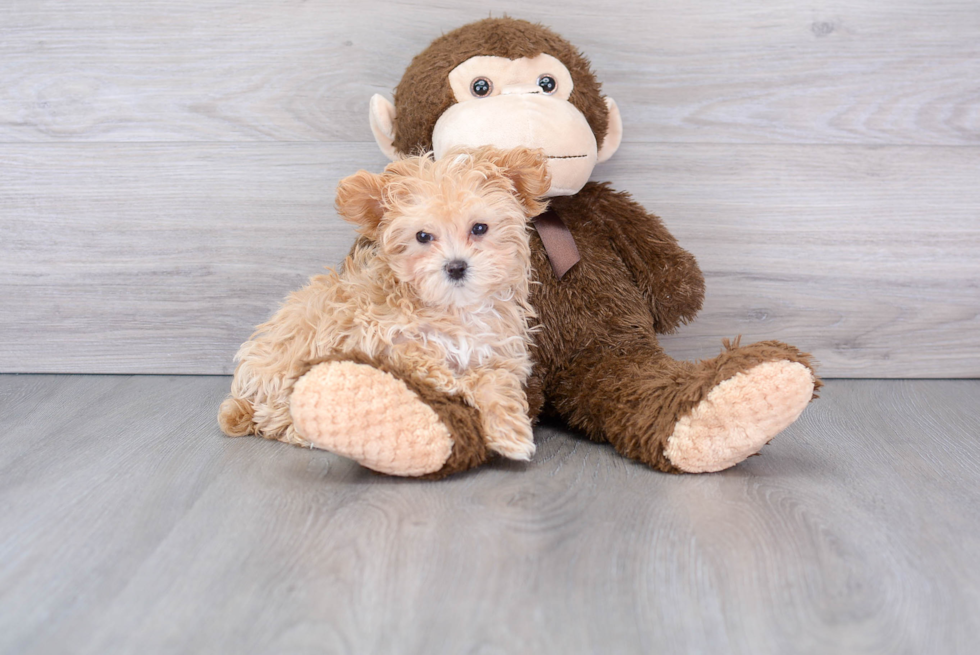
[532,208,581,280]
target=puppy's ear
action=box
[335,170,386,237]
[485,146,551,217]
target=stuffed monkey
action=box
[264,17,821,477]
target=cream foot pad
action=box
[665,361,815,473]
[290,361,453,477]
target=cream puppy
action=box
[219,146,550,474]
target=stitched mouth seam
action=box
[547,154,588,159]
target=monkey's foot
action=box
[664,360,815,473]
[291,361,453,477]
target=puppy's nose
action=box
[444,259,468,281]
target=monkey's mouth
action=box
[546,154,588,160]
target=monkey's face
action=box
[428,54,618,197]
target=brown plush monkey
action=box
[286,17,821,477]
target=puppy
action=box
[218,146,550,465]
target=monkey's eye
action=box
[416,231,435,243]
[470,77,493,98]
[470,223,488,236]
[537,75,557,95]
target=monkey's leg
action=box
[550,340,819,473]
[288,355,491,479]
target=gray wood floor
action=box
[1,376,978,654]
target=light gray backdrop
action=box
[2,0,978,375]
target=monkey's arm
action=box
[589,183,705,334]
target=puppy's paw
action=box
[488,437,536,461]
[484,415,536,461]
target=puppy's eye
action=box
[416,231,434,243]
[470,223,488,236]
[471,77,492,98]
[537,75,557,95]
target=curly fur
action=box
[219,146,551,461]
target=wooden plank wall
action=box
[1,0,978,376]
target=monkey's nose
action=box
[444,260,468,281]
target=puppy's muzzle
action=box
[444,259,468,282]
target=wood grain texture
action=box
[1,375,979,654]
[606,143,980,376]
[2,142,978,376]
[1,0,978,145]
[2,0,979,375]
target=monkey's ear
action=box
[486,147,552,217]
[369,95,399,162]
[596,97,623,164]
[335,170,387,238]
